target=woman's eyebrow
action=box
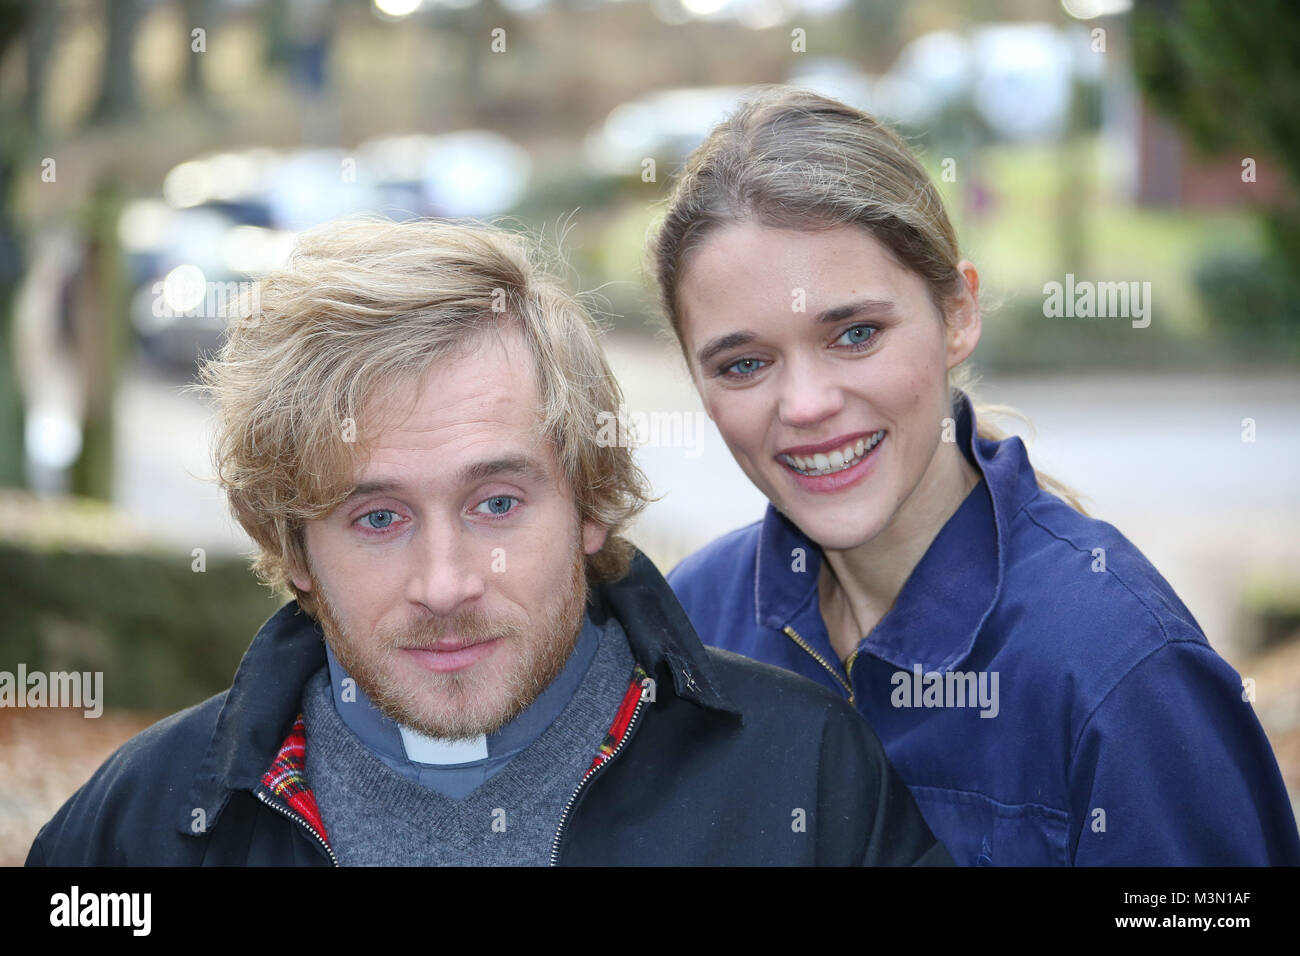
[697,331,756,367]
[696,298,899,366]
[813,298,899,324]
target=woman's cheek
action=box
[714,403,759,457]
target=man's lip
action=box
[776,431,881,458]
[401,638,502,674]
[400,637,494,652]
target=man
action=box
[26,218,950,866]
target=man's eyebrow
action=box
[342,455,551,504]
[695,298,899,367]
[342,479,404,503]
[455,454,550,487]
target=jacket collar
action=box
[753,390,1038,673]
[178,601,327,835]
[588,548,741,717]
[178,545,740,835]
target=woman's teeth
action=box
[781,430,885,477]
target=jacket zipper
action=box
[782,624,855,705]
[255,787,340,867]
[549,693,648,866]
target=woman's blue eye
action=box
[723,358,767,377]
[836,324,877,347]
[363,510,396,530]
[478,495,517,516]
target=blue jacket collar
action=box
[753,390,1039,672]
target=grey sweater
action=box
[302,617,637,865]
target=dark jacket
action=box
[25,550,952,866]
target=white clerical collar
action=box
[397,725,489,765]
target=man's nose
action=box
[405,523,487,617]
[777,354,845,429]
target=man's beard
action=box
[312,542,589,741]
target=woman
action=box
[650,86,1299,865]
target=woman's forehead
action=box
[678,223,916,340]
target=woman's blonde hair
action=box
[200,216,654,615]
[649,85,1086,513]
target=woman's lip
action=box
[402,639,501,674]
[777,430,879,458]
[778,432,885,494]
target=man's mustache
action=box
[391,610,526,649]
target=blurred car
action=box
[122,132,533,374]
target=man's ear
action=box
[945,259,982,370]
[288,529,314,593]
[582,519,609,556]
[290,567,314,593]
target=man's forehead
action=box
[369,328,539,429]
[350,412,556,483]
[335,326,562,493]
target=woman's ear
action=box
[945,259,982,370]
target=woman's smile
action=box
[776,429,888,493]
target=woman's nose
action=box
[776,356,845,429]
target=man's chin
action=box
[374,654,563,741]
[396,691,534,741]
[346,619,582,740]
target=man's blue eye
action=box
[724,358,766,377]
[364,510,396,530]
[479,495,517,516]
[836,324,877,347]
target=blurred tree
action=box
[1132,0,1300,275]
[261,0,341,143]
[57,0,140,499]
[0,0,32,487]
[262,0,293,71]
[22,0,54,137]
[846,0,903,69]
[88,0,144,125]
[1057,70,1091,281]
[182,0,215,104]
[68,178,128,502]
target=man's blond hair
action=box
[199,216,653,615]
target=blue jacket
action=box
[668,392,1300,866]
[26,550,952,867]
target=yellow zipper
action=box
[782,624,855,705]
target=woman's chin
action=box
[776,501,887,553]
[762,462,892,551]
